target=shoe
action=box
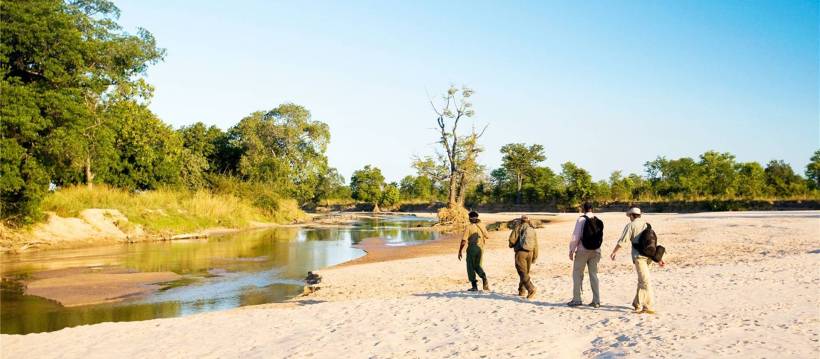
[468,281,478,292]
[632,307,643,314]
[566,301,582,307]
[588,302,600,308]
[518,290,527,297]
[526,288,537,300]
[642,309,656,315]
[481,277,490,291]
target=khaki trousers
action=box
[515,250,535,293]
[632,256,654,311]
[572,250,600,304]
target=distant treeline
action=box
[344,148,820,212]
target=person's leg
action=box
[632,259,641,310]
[466,246,477,285]
[588,251,601,305]
[473,247,489,290]
[635,256,653,311]
[515,251,528,295]
[524,252,535,296]
[571,251,586,303]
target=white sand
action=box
[3,211,819,358]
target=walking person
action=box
[509,215,538,299]
[610,207,665,314]
[567,202,604,308]
[458,211,490,291]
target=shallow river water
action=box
[0,215,438,334]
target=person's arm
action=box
[569,217,584,260]
[532,231,539,263]
[508,225,519,248]
[458,227,469,260]
[478,224,490,239]
[610,224,631,261]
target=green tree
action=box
[698,151,737,197]
[350,165,385,211]
[522,166,561,204]
[735,162,767,198]
[229,104,330,203]
[560,162,593,208]
[806,149,820,190]
[314,168,347,205]
[764,160,807,197]
[380,182,401,208]
[1,0,163,222]
[500,143,546,204]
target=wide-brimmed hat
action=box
[627,207,641,215]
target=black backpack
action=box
[633,223,666,262]
[580,215,604,250]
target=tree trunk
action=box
[516,173,523,205]
[455,172,466,206]
[85,157,94,190]
[373,202,381,213]
[447,171,458,207]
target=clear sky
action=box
[115,0,819,182]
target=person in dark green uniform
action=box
[458,211,490,291]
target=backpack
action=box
[580,215,604,250]
[515,224,537,251]
[633,223,666,262]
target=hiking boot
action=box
[588,302,600,309]
[468,281,479,292]
[518,289,527,297]
[526,287,537,300]
[481,277,490,291]
[642,309,656,315]
[566,300,582,307]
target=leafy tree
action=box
[560,162,593,208]
[500,143,546,204]
[806,149,820,190]
[698,151,737,197]
[380,182,401,208]
[764,160,806,197]
[314,168,348,205]
[399,175,433,201]
[229,103,330,203]
[522,166,561,204]
[1,0,163,222]
[735,162,767,198]
[350,165,385,211]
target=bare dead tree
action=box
[429,85,484,209]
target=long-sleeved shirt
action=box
[569,212,600,253]
[462,222,489,247]
[616,218,648,260]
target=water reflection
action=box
[1,216,437,334]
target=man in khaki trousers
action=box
[567,202,601,308]
[610,207,665,314]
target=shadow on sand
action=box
[412,291,633,313]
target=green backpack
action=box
[515,224,537,251]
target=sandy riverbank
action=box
[2,211,818,358]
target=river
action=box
[0,215,439,334]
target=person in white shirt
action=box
[567,202,601,308]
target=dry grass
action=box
[40,185,304,233]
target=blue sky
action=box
[116,0,819,182]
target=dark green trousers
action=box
[466,244,486,282]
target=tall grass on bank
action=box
[40,185,304,233]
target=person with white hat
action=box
[610,206,663,314]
